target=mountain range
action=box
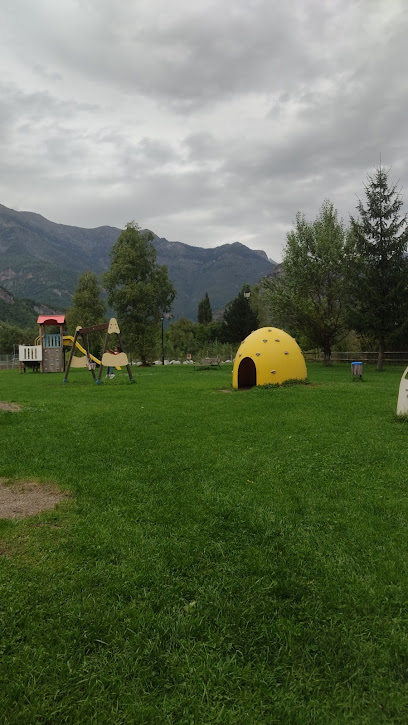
[0,286,54,329]
[0,204,276,321]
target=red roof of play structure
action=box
[37,315,66,325]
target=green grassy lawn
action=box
[1,363,408,724]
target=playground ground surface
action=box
[1,363,408,724]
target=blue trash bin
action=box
[351,361,363,377]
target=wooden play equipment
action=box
[38,315,66,372]
[19,344,42,373]
[63,318,133,384]
[19,315,66,373]
[62,335,104,369]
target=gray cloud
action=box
[0,0,408,261]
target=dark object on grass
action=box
[21,360,40,373]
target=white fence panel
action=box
[19,345,43,362]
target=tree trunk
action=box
[323,347,332,366]
[377,339,385,371]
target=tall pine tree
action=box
[223,286,259,343]
[197,292,212,324]
[346,166,408,370]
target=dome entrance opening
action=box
[238,357,256,388]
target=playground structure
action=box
[18,315,132,383]
[233,327,307,388]
[63,335,104,368]
[63,318,133,384]
[397,366,408,415]
[19,344,41,372]
[19,315,66,373]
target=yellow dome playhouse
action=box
[233,327,307,389]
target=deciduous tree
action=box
[66,271,106,334]
[168,317,197,358]
[0,323,33,354]
[263,200,347,364]
[103,223,176,364]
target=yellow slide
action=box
[63,336,121,370]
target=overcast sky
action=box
[1,0,407,261]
